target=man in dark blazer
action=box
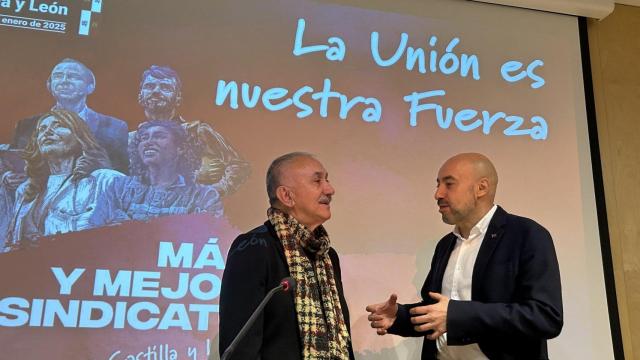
[366,153,562,360]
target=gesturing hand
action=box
[409,292,449,340]
[365,294,399,335]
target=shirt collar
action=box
[453,204,498,240]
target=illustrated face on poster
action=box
[37,115,81,158]
[48,61,95,103]
[138,126,180,168]
[138,73,182,117]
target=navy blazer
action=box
[389,206,563,360]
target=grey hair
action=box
[266,151,315,206]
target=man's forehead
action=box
[436,174,457,182]
[283,157,327,177]
[438,158,479,181]
[52,62,83,74]
[438,160,463,177]
[143,75,176,86]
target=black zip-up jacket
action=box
[219,221,355,359]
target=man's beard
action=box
[141,95,177,114]
[441,199,477,226]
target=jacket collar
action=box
[432,206,508,295]
[471,206,508,297]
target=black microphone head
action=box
[280,277,296,292]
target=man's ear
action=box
[476,178,489,198]
[86,82,95,95]
[276,186,294,208]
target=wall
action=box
[588,5,640,359]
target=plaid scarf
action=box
[268,207,351,360]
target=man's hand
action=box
[2,171,27,191]
[366,294,399,335]
[409,292,449,340]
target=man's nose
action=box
[434,186,444,201]
[324,181,335,196]
[151,84,163,93]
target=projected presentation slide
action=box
[0,0,614,359]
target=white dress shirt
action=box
[436,205,497,360]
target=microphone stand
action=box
[221,278,295,360]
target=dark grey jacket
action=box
[219,221,354,360]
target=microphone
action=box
[280,277,296,292]
[221,277,297,360]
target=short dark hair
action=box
[139,65,182,91]
[266,152,314,206]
